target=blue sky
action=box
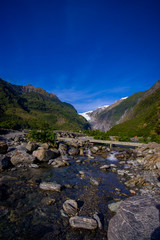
[0,0,160,112]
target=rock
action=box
[33,149,56,161]
[39,182,61,191]
[136,158,145,164]
[0,206,8,217]
[117,170,125,176]
[90,178,100,186]
[41,197,56,205]
[130,189,136,194]
[125,177,145,188]
[0,156,12,170]
[110,164,117,168]
[91,146,99,154]
[60,209,68,218]
[108,201,122,212]
[0,142,8,154]
[119,161,126,165]
[11,151,35,166]
[68,147,79,156]
[87,154,94,159]
[156,162,160,169]
[108,196,160,240]
[63,199,78,216]
[79,147,84,156]
[100,165,110,171]
[123,164,131,169]
[29,163,39,168]
[136,151,144,157]
[79,171,85,177]
[61,155,69,161]
[69,216,97,230]
[58,143,68,155]
[93,213,102,229]
[14,136,21,142]
[26,142,38,152]
[76,159,82,164]
[48,159,54,165]
[41,143,49,150]
[51,158,69,168]
[16,145,27,152]
[156,182,160,187]
[115,153,125,159]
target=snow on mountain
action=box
[79,98,128,122]
[121,97,128,100]
[79,111,93,121]
[79,105,109,121]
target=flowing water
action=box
[0,152,130,240]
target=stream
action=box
[0,151,131,240]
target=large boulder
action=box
[0,142,8,154]
[11,151,35,166]
[33,149,56,161]
[108,196,160,240]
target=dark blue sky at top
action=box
[0,0,160,112]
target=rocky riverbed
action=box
[0,130,160,240]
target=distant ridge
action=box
[0,78,89,130]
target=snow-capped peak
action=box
[97,105,109,109]
[121,96,128,100]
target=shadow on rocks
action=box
[151,204,160,240]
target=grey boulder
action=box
[33,149,56,161]
[10,151,35,166]
[108,196,160,240]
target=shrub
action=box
[28,129,57,145]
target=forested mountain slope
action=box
[0,78,89,130]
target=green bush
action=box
[28,129,57,145]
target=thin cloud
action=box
[53,86,129,103]
[52,87,124,113]
[75,98,115,113]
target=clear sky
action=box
[0,0,160,113]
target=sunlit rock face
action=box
[79,98,127,132]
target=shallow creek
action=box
[0,151,131,240]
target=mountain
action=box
[80,98,129,131]
[0,78,89,131]
[80,105,109,121]
[108,80,160,139]
[80,80,160,140]
[80,105,109,129]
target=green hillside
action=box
[107,82,160,141]
[98,91,145,124]
[0,78,89,131]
